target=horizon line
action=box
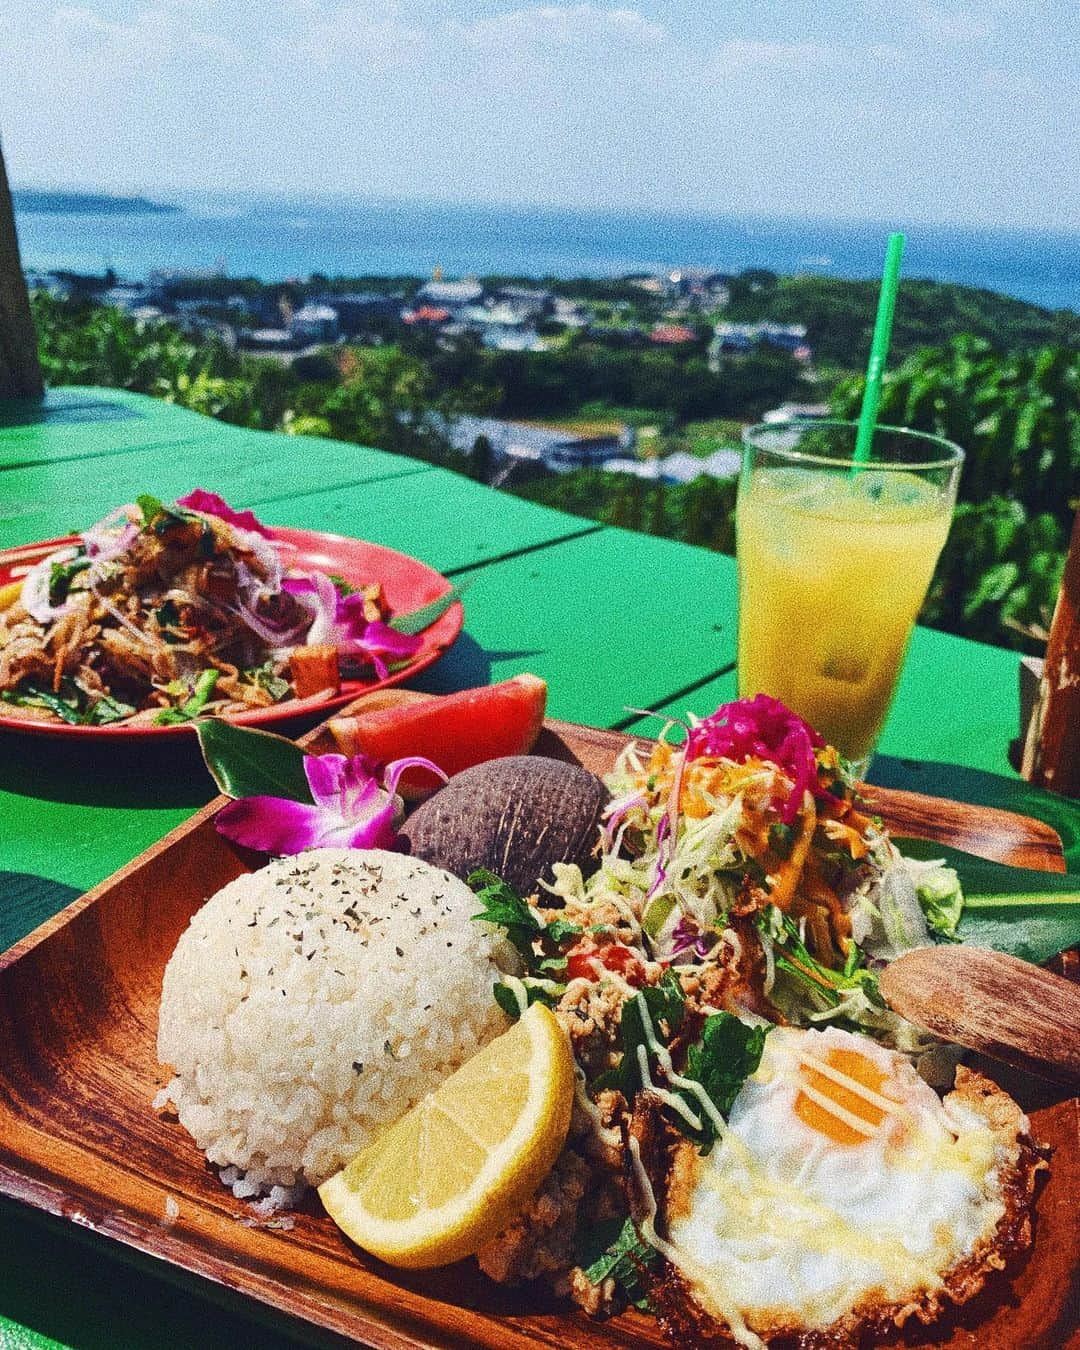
[11,183,1080,238]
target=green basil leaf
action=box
[469,869,542,961]
[389,578,472,636]
[1,685,83,724]
[48,555,90,605]
[136,494,165,527]
[675,1013,769,1151]
[492,978,562,1019]
[196,718,314,803]
[582,1216,659,1303]
[154,668,220,726]
[897,837,1080,966]
[604,970,685,1098]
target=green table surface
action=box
[1,387,1078,1350]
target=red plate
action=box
[0,526,463,738]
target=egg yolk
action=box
[794,1048,889,1146]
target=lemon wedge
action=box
[318,1001,574,1268]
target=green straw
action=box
[853,231,905,467]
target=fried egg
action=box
[640,1025,1040,1349]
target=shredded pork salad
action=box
[0,490,419,727]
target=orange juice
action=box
[736,467,952,763]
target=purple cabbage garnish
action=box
[176,489,275,539]
[685,694,827,825]
[670,917,720,961]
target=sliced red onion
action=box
[602,791,646,847]
[671,917,719,961]
[89,579,155,649]
[232,595,312,647]
[283,571,339,644]
[81,505,140,562]
[20,546,80,623]
[646,813,671,900]
[240,529,284,593]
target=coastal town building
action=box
[649,323,698,345]
[709,321,812,369]
[415,279,483,316]
[402,304,452,326]
[439,414,634,474]
[317,293,401,336]
[494,286,552,319]
[289,304,339,343]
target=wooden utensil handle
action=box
[880,945,1080,1089]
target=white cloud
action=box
[981,66,1041,98]
[913,3,993,42]
[290,1,428,69]
[711,38,832,72]
[49,5,130,51]
[462,5,666,53]
[45,3,236,62]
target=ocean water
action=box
[13,192,1080,313]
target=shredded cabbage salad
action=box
[541,695,963,1053]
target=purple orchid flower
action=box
[176,488,275,539]
[282,575,424,678]
[214,751,446,855]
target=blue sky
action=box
[0,1,1076,228]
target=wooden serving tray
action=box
[0,717,1077,1350]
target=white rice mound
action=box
[157,848,509,1197]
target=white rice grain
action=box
[157,848,509,1194]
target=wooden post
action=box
[1023,508,1080,795]
[0,138,44,400]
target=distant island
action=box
[14,190,181,216]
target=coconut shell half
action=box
[400,755,608,895]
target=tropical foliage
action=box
[28,290,1078,655]
[833,336,1078,650]
[726,275,1080,367]
[30,294,474,460]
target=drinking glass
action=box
[736,420,964,774]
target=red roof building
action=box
[649,324,697,345]
[403,305,452,325]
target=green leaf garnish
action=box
[244,658,290,702]
[154,668,220,725]
[595,970,685,1096]
[389,578,472,635]
[137,494,165,526]
[897,837,1080,965]
[329,573,360,597]
[763,910,884,1012]
[469,870,582,984]
[675,1012,768,1151]
[581,1216,659,1308]
[545,916,583,945]
[469,869,543,961]
[1,681,134,725]
[195,718,314,802]
[492,978,564,1018]
[48,555,90,606]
